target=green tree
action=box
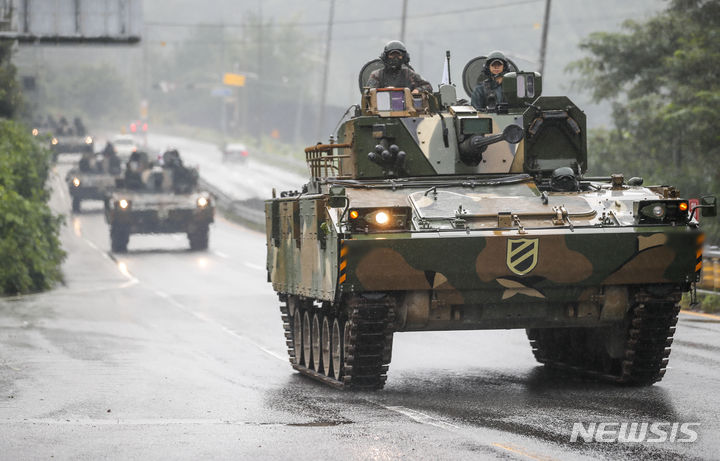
[0,40,22,118]
[147,14,315,138]
[39,63,137,124]
[569,0,720,241]
[0,120,65,294]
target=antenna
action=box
[445,50,452,85]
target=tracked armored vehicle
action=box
[105,151,214,253]
[265,55,716,390]
[67,151,123,212]
[51,133,94,162]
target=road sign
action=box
[211,87,233,97]
[223,73,246,87]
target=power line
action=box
[143,0,543,29]
[143,11,645,47]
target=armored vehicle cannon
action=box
[265,55,716,390]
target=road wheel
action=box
[331,318,343,380]
[526,289,679,385]
[343,319,352,374]
[188,226,209,251]
[321,316,332,376]
[293,309,303,366]
[302,311,312,370]
[72,197,81,213]
[110,226,129,253]
[312,313,322,372]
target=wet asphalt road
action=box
[0,161,719,460]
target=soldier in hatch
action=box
[471,50,509,110]
[100,142,122,175]
[162,149,198,194]
[125,151,149,190]
[366,40,432,94]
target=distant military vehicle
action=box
[67,149,123,212]
[51,134,94,157]
[264,54,716,390]
[105,150,214,252]
[31,115,92,160]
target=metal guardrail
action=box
[198,178,266,231]
[698,247,720,293]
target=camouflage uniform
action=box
[471,50,510,110]
[367,65,432,92]
[471,78,504,110]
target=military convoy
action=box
[105,150,214,252]
[265,55,716,390]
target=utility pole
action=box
[400,0,408,42]
[256,1,264,139]
[539,0,551,76]
[316,0,335,142]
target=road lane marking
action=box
[116,261,139,285]
[383,406,459,429]
[213,250,230,259]
[680,310,720,321]
[154,290,286,362]
[382,405,560,461]
[492,443,553,461]
[0,418,289,427]
[244,262,265,271]
[79,232,135,284]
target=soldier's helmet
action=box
[162,149,182,167]
[484,50,508,77]
[381,40,410,69]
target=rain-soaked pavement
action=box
[0,148,719,460]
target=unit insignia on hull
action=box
[506,238,539,276]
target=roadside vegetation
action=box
[570,0,720,243]
[0,41,65,295]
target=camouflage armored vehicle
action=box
[265,55,716,390]
[66,150,123,212]
[105,150,214,252]
[52,133,94,158]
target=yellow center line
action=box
[492,443,555,461]
[680,310,720,320]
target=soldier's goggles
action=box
[489,60,504,67]
[387,51,403,57]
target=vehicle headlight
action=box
[651,204,665,218]
[51,137,58,145]
[347,207,411,232]
[636,200,689,224]
[85,136,93,144]
[197,197,208,207]
[375,211,389,225]
[72,177,80,187]
[118,199,129,209]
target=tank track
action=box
[527,290,680,385]
[279,295,395,390]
